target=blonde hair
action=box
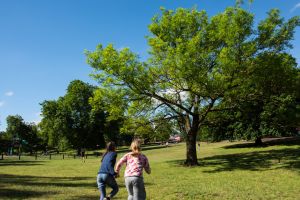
[130,139,141,156]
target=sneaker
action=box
[106,197,111,200]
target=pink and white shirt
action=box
[116,153,151,177]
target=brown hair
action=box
[130,139,141,156]
[101,141,116,161]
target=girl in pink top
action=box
[115,140,151,200]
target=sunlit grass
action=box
[1,140,300,199]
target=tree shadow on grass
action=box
[201,148,300,173]
[68,194,124,200]
[0,174,98,188]
[223,136,300,149]
[0,188,55,199]
[0,160,45,166]
[68,194,99,200]
[0,173,128,199]
[0,174,102,199]
[69,182,153,200]
[167,148,300,173]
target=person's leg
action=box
[132,177,146,200]
[125,177,134,200]
[106,175,119,198]
[97,174,107,200]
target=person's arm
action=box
[115,154,127,174]
[143,155,151,174]
[112,152,117,167]
[111,152,118,176]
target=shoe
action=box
[106,197,111,200]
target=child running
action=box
[97,142,119,200]
[115,139,151,200]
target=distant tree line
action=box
[38,80,137,152]
[0,80,174,154]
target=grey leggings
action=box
[125,176,146,200]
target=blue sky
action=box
[1,0,300,131]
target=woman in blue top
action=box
[97,142,119,200]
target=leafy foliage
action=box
[86,6,299,165]
[5,115,41,153]
[39,80,106,149]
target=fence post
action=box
[35,153,37,160]
[63,154,64,159]
[74,154,76,159]
[19,154,21,160]
[49,154,51,160]
[1,153,3,160]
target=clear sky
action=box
[1,0,300,131]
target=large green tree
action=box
[6,115,24,140]
[209,10,300,145]
[40,80,107,150]
[204,53,300,144]
[39,99,68,148]
[6,115,40,153]
[86,6,299,165]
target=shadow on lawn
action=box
[0,160,45,166]
[201,148,300,173]
[223,136,300,149]
[0,173,125,200]
[0,174,98,187]
[194,137,300,173]
[68,194,99,200]
[0,188,55,199]
[167,147,300,173]
[69,194,124,200]
[0,172,137,199]
[0,174,103,199]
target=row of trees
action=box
[0,80,118,154]
[38,80,171,151]
[0,79,173,155]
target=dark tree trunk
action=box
[185,132,198,166]
[255,137,263,146]
[184,114,199,166]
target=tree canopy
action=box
[5,115,40,153]
[39,80,106,150]
[86,6,300,165]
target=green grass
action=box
[1,139,300,200]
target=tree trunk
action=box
[185,132,198,166]
[184,114,200,166]
[255,137,263,146]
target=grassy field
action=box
[1,139,300,200]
